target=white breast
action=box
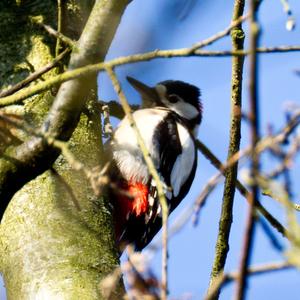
[112,108,168,184]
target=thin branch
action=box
[258,175,300,211]
[188,13,249,53]
[208,2,245,298]
[206,261,292,300]
[0,48,70,98]
[56,0,63,56]
[262,184,300,212]
[193,108,300,222]
[105,67,169,300]
[195,140,288,237]
[267,134,300,199]
[255,175,300,246]
[256,217,284,251]
[235,1,260,298]
[34,20,76,50]
[124,246,160,300]
[254,45,300,53]
[2,44,300,106]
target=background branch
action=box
[235,1,261,298]
[34,21,77,50]
[208,2,245,299]
[195,140,288,237]
[206,261,292,300]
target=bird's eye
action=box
[168,95,179,103]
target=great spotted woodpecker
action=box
[106,76,202,251]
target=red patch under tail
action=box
[114,180,149,242]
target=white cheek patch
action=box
[169,100,199,120]
[155,85,199,120]
[171,123,195,197]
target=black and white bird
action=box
[106,76,202,251]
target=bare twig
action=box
[124,246,160,300]
[208,2,245,298]
[255,175,300,246]
[56,0,63,57]
[257,217,284,251]
[2,45,300,106]
[235,1,260,298]
[193,108,300,222]
[195,140,288,237]
[266,131,300,201]
[100,246,160,300]
[188,13,249,53]
[105,67,169,300]
[206,261,292,300]
[0,48,70,98]
[35,21,76,49]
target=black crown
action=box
[159,80,201,108]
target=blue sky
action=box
[2,0,300,299]
[98,0,300,299]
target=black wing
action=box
[137,114,198,250]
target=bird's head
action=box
[127,76,202,134]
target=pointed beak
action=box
[126,76,160,107]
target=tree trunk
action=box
[0,1,127,299]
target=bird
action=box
[105,76,202,252]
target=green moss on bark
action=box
[0,1,124,299]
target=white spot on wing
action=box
[171,124,195,197]
[150,178,157,187]
[157,204,162,216]
[149,196,155,206]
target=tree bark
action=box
[0,1,128,298]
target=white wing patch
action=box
[171,123,195,197]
